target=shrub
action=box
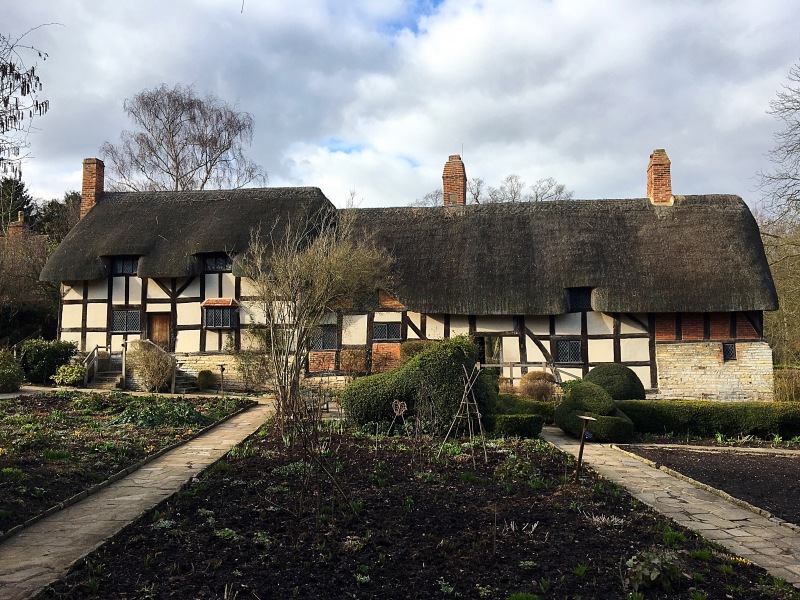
[554,382,634,442]
[560,378,582,397]
[113,396,208,427]
[18,338,78,384]
[52,363,87,387]
[519,370,556,401]
[493,414,544,438]
[584,363,645,400]
[618,399,800,439]
[494,393,555,423]
[0,349,24,393]
[129,341,175,392]
[197,370,216,391]
[400,339,438,364]
[341,336,496,431]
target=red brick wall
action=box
[681,314,704,341]
[646,149,671,204]
[308,351,336,373]
[442,155,467,205]
[655,314,676,341]
[372,343,401,373]
[81,158,104,219]
[737,314,758,338]
[709,313,730,340]
[340,348,367,374]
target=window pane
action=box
[373,322,401,341]
[204,307,236,329]
[556,340,581,363]
[127,310,140,332]
[112,311,127,332]
[722,343,736,361]
[567,287,592,312]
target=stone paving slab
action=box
[0,402,273,600]
[541,426,800,588]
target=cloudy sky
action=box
[5,0,800,208]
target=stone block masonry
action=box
[653,342,774,401]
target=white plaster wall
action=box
[205,330,222,350]
[177,302,201,326]
[204,274,219,297]
[62,304,82,328]
[426,315,445,340]
[630,366,650,389]
[129,277,143,302]
[586,312,614,335]
[554,313,581,335]
[179,278,201,298]
[87,280,107,300]
[525,339,547,364]
[110,334,127,352]
[61,331,81,347]
[525,316,549,335]
[112,277,126,304]
[146,303,171,313]
[621,338,650,362]
[240,277,257,297]
[222,273,235,297]
[147,281,169,299]
[342,314,368,345]
[502,337,520,362]
[240,329,261,351]
[406,312,422,340]
[86,304,106,328]
[62,283,82,301]
[86,332,106,350]
[620,314,648,334]
[559,368,583,381]
[450,315,469,336]
[175,330,200,353]
[588,339,614,363]
[476,316,514,333]
[239,301,266,325]
[374,311,402,322]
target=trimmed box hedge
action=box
[493,414,544,438]
[618,400,800,439]
[554,381,634,442]
[494,393,555,423]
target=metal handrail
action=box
[10,328,42,359]
[125,339,177,394]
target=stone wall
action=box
[653,341,774,401]
[125,352,258,392]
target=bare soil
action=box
[39,427,798,600]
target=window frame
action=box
[722,342,737,362]
[111,309,141,333]
[203,307,239,329]
[555,339,582,364]
[372,322,402,343]
[311,324,338,351]
[203,254,233,273]
[111,257,139,276]
[566,287,593,313]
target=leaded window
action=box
[111,257,138,276]
[722,342,737,362]
[567,287,593,312]
[204,254,233,272]
[555,339,581,363]
[373,322,402,342]
[111,309,141,333]
[311,325,337,350]
[203,307,238,329]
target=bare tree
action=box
[759,61,800,224]
[487,174,527,203]
[529,177,574,202]
[411,188,443,207]
[467,177,485,204]
[101,83,267,192]
[0,27,50,179]
[237,209,390,426]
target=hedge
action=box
[554,381,634,442]
[341,336,497,431]
[494,393,554,423]
[493,414,544,438]
[618,400,800,439]
[17,338,78,384]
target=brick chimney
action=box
[442,154,466,205]
[81,158,104,219]
[7,211,25,239]
[646,149,672,205]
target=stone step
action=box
[88,371,123,390]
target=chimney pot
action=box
[442,155,467,205]
[81,158,105,219]
[647,149,672,205]
[17,211,24,223]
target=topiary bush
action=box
[554,381,634,442]
[519,370,556,401]
[494,393,555,423]
[584,363,645,400]
[52,363,87,387]
[341,336,497,432]
[0,349,24,392]
[493,414,544,438]
[197,369,216,391]
[18,338,78,384]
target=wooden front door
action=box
[147,313,171,351]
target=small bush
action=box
[0,349,24,393]
[197,370,216,390]
[129,341,175,392]
[52,363,87,387]
[584,363,645,400]
[618,399,800,439]
[554,382,634,442]
[521,370,556,384]
[18,338,77,384]
[560,378,582,397]
[493,414,544,438]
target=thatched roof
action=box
[353,195,778,315]
[42,189,777,315]
[40,188,334,281]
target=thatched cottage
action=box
[41,151,778,400]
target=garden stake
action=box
[574,415,596,483]
[218,364,225,397]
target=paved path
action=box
[0,401,274,600]
[541,426,800,587]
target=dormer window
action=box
[204,254,233,273]
[566,287,593,312]
[111,257,138,276]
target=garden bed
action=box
[41,427,797,599]
[0,391,254,534]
